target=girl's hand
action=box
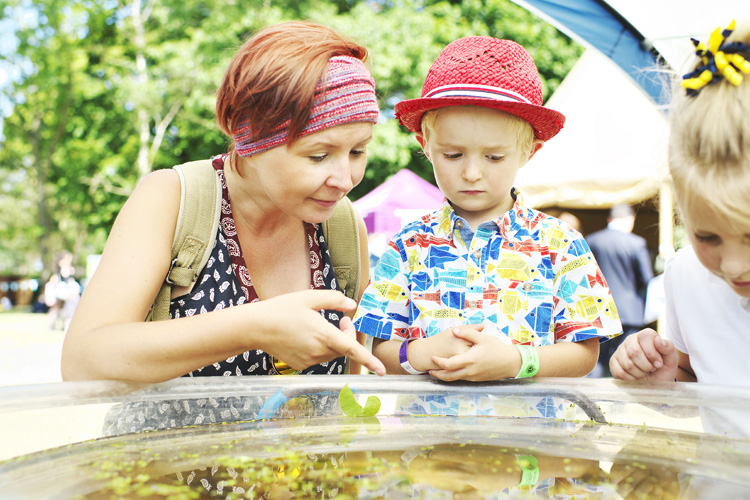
[254,290,385,376]
[609,329,678,382]
[429,327,517,381]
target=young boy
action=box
[353,36,623,381]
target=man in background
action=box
[586,204,653,377]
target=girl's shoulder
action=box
[665,246,713,292]
[666,246,700,274]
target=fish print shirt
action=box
[353,192,623,346]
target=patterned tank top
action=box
[169,155,347,377]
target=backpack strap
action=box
[147,159,222,321]
[322,197,361,301]
[147,164,358,320]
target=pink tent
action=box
[353,169,444,240]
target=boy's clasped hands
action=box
[407,324,524,381]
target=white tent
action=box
[511,0,748,261]
[514,47,669,210]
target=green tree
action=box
[0,0,582,277]
[0,0,131,275]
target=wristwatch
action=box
[399,338,427,375]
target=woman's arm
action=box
[62,169,186,380]
[62,171,383,382]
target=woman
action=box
[62,21,386,382]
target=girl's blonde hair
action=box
[420,107,536,158]
[669,23,750,231]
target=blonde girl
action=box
[610,21,750,385]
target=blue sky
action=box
[0,1,39,144]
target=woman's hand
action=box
[253,290,385,376]
[609,329,679,382]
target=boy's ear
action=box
[525,140,544,162]
[415,133,430,159]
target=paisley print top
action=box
[170,155,347,377]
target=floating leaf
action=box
[362,395,381,417]
[338,384,363,417]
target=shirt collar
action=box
[437,188,532,240]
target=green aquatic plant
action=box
[336,384,382,444]
[338,383,381,417]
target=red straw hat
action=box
[395,36,565,141]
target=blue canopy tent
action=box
[513,0,666,106]
[512,0,748,107]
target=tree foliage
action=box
[0,0,583,277]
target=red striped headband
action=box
[233,56,378,158]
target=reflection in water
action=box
[2,378,750,498]
[80,443,615,499]
[5,415,747,499]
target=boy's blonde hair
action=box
[669,23,750,231]
[420,107,537,158]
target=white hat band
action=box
[424,83,531,104]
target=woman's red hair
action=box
[216,21,370,149]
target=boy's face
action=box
[684,202,750,298]
[420,106,541,228]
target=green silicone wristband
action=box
[516,455,539,487]
[515,345,539,378]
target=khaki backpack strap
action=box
[147,159,222,321]
[322,196,361,301]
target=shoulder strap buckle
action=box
[165,257,179,285]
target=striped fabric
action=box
[424,83,532,104]
[234,56,378,157]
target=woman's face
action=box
[245,122,373,223]
[684,202,750,298]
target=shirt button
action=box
[468,300,477,309]
[523,282,533,292]
[455,220,464,229]
[473,250,482,260]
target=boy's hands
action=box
[609,329,678,382]
[429,326,521,381]
[407,325,475,372]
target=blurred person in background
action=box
[586,204,653,377]
[44,251,81,331]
